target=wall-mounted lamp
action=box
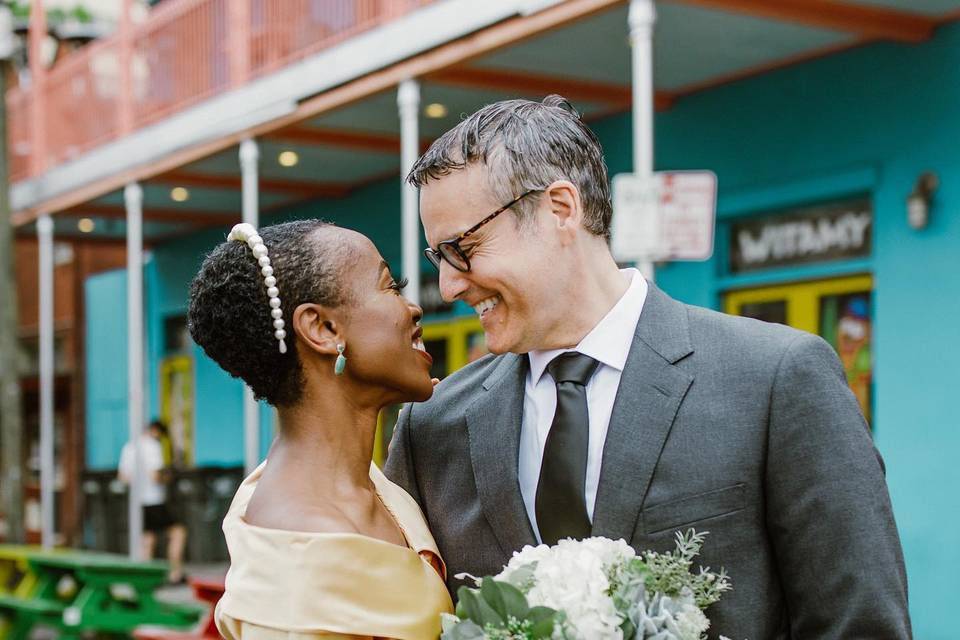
[906,172,938,230]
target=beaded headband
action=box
[227,223,287,354]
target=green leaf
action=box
[527,606,558,639]
[480,577,508,621]
[495,580,530,619]
[474,592,505,628]
[440,619,486,640]
[455,587,483,623]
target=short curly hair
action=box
[188,220,356,407]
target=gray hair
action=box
[407,95,613,238]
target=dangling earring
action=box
[334,344,347,376]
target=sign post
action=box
[611,170,717,265]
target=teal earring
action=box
[334,344,347,376]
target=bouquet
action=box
[441,530,732,640]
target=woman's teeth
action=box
[412,337,426,352]
[473,296,500,317]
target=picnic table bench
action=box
[0,545,45,599]
[134,576,226,640]
[0,549,203,640]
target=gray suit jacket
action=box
[385,283,910,639]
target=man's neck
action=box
[537,250,631,351]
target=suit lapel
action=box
[465,353,538,555]
[591,283,694,542]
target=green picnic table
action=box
[0,550,202,640]
[0,546,41,599]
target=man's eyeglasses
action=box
[424,189,542,273]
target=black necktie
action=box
[535,352,600,546]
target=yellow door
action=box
[724,275,873,423]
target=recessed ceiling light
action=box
[170,187,190,202]
[77,218,95,233]
[278,150,299,167]
[425,103,448,119]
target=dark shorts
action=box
[143,504,179,533]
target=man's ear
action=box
[292,303,344,356]
[545,181,583,242]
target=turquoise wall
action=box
[84,21,960,638]
[85,270,130,470]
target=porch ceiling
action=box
[41,0,960,242]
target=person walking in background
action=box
[118,419,188,584]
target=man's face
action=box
[420,165,566,354]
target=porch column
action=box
[36,213,55,548]
[398,79,420,306]
[124,182,144,559]
[239,138,260,475]
[629,0,657,279]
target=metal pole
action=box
[398,79,420,306]
[124,182,144,559]
[37,214,55,548]
[629,0,657,280]
[239,138,260,475]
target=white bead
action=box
[264,276,277,287]
[269,297,282,309]
[267,286,279,298]
[247,235,263,247]
[273,319,285,329]
[274,329,286,340]
[261,265,273,277]
[271,308,283,319]
[258,256,271,267]
[252,245,268,259]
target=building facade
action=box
[7,1,960,636]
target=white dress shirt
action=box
[519,268,648,542]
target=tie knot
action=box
[547,352,599,386]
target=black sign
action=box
[730,198,872,273]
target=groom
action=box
[384,95,910,639]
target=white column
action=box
[398,79,421,306]
[36,213,55,548]
[629,0,657,280]
[124,182,144,559]
[239,138,260,476]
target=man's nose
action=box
[438,261,469,303]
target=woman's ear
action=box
[292,303,344,356]
[545,181,583,242]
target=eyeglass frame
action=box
[423,189,543,273]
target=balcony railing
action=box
[9,0,432,183]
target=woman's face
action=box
[337,239,434,403]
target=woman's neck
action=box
[271,385,381,495]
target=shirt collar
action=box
[527,268,648,385]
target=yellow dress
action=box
[215,461,454,640]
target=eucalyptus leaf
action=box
[455,587,482,622]
[527,606,559,639]
[475,591,506,628]
[440,619,486,640]
[495,580,530,619]
[480,577,508,621]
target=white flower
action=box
[675,603,710,640]
[494,537,635,640]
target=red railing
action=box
[10,0,433,183]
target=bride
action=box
[188,220,452,639]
